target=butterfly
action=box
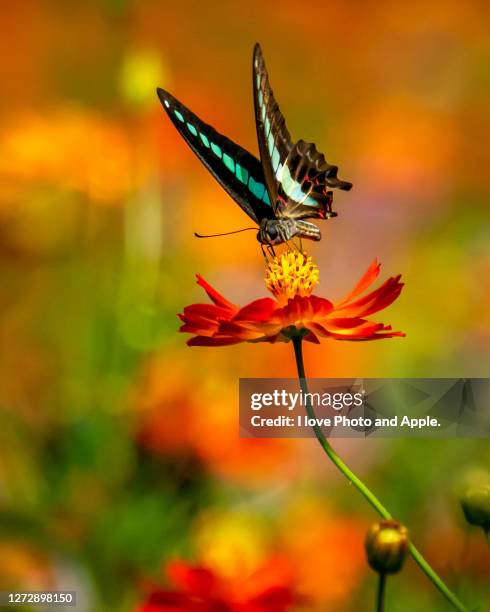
[157,43,352,247]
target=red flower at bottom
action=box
[138,559,298,611]
[179,253,404,346]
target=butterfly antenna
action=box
[194,227,257,238]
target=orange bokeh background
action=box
[0,1,488,610]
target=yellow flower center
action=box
[265,250,319,303]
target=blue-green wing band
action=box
[157,88,274,225]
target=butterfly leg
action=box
[261,244,275,262]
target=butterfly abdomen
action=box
[295,220,322,240]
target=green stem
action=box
[291,335,469,612]
[376,573,386,612]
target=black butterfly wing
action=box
[252,43,292,211]
[252,44,352,222]
[157,88,275,225]
[277,139,353,221]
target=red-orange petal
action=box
[182,303,234,320]
[308,295,335,316]
[196,275,237,311]
[333,276,403,318]
[233,297,277,322]
[218,320,268,340]
[187,336,244,347]
[335,259,380,306]
[167,561,221,596]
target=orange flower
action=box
[138,558,298,611]
[179,252,404,346]
[0,109,133,205]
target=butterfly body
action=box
[258,218,320,245]
[157,44,351,246]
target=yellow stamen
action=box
[265,250,319,303]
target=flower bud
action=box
[460,484,490,532]
[365,520,409,574]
